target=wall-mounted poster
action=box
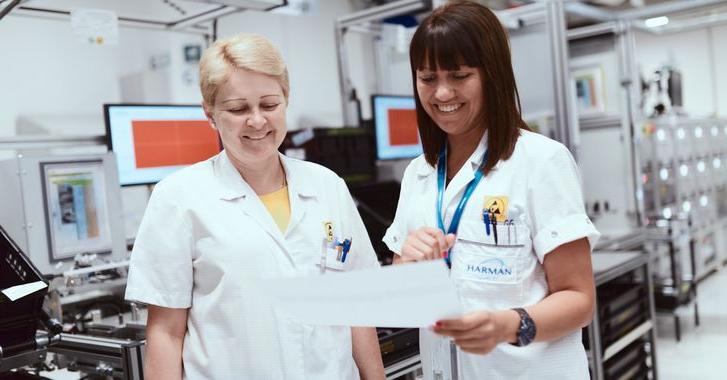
[41,160,113,261]
[572,66,606,115]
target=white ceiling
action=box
[4,0,285,27]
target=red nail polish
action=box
[435,321,442,327]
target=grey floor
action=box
[654,266,727,380]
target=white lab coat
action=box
[125,151,379,379]
[383,130,600,380]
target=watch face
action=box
[514,308,537,346]
[520,318,536,345]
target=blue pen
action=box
[341,238,352,263]
[483,209,491,236]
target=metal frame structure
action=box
[334,0,433,127]
[0,0,287,39]
[589,251,659,380]
[565,0,727,22]
[566,0,727,237]
[546,0,579,153]
[335,0,580,153]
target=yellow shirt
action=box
[259,186,291,233]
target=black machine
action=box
[1,224,145,379]
[377,327,419,369]
[282,126,403,264]
[0,225,61,375]
[349,180,401,265]
[281,126,377,184]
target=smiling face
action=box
[204,68,287,168]
[415,66,483,137]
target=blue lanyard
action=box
[437,145,488,268]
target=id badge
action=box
[324,247,346,271]
[317,245,346,272]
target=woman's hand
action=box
[399,227,456,263]
[432,310,520,355]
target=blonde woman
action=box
[125,33,385,379]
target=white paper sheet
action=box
[259,260,461,327]
[1,281,47,302]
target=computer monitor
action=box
[0,153,127,275]
[104,104,221,186]
[371,95,423,160]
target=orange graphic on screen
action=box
[132,120,219,168]
[387,109,419,146]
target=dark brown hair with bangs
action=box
[409,0,529,173]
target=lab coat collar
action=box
[214,151,308,267]
[279,153,317,199]
[215,151,254,201]
[214,151,317,201]
[438,130,488,211]
[415,129,488,178]
[469,129,488,168]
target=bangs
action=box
[410,20,483,71]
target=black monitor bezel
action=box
[103,103,221,187]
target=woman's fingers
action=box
[402,228,456,262]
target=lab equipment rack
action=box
[586,251,658,380]
[645,218,700,342]
[639,117,727,282]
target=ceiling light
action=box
[645,16,669,28]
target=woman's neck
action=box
[230,153,286,195]
[446,127,485,177]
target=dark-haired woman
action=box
[383,1,600,379]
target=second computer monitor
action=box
[105,104,221,186]
[372,95,423,160]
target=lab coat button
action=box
[551,231,558,238]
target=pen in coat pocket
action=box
[491,212,498,245]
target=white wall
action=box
[569,38,622,116]
[0,15,205,141]
[510,22,557,121]
[634,27,727,117]
[712,24,727,117]
[0,13,207,240]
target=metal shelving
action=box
[587,251,658,380]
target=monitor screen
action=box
[104,104,221,186]
[372,95,422,160]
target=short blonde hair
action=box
[199,33,289,106]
